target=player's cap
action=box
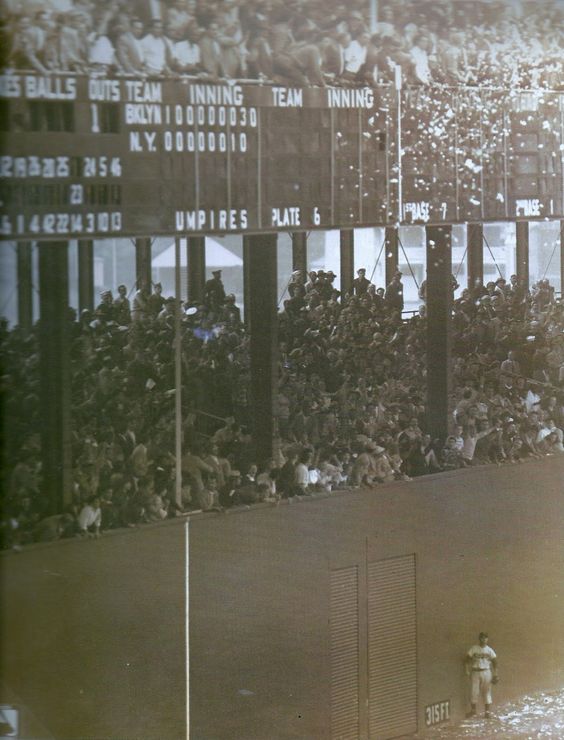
[479,631,488,639]
[212,269,222,276]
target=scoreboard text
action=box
[1,74,563,239]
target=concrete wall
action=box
[2,457,563,739]
[189,456,564,739]
[0,521,187,740]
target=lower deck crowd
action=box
[2,268,563,547]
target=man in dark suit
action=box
[353,267,371,296]
[385,271,404,313]
[204,270,226,310]
[321,30,350,80]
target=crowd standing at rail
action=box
[2,0,563,545]
[2,264,564,547]
[1,0,563,88]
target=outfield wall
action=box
[2,457,563,739]
[0,521,187,739]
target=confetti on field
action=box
[411,688,564,738]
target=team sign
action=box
[1,74,562,239]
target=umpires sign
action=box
[425,699,451,727]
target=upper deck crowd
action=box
[2,265,564,547]
[2,0,563,88]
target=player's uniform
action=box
[467,643,497,705]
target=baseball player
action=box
[465,632,499,718]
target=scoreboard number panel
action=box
[0,74,562,240]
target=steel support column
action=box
[425,225,452,443]
[246,234,278,462]
[467,223,483,289]
[78,239,94,313]
[243,235,252,329]
[516,221,529,289]
[39,242,72,514]
[340,229,354,297]
[187,236,206,304]
[292,231,307,276]
[385,226,399,286]
[135,237,152,292]
[561,220,564,298]
[17,242,33,329]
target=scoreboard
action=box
[0,73,563,239]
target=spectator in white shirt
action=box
[452,425,465,452]
[344,31,369,78]
[294,449,312,494]
[169,21,202,74]
[140,18,172,76]
[525,385,541,413]
[409,33,433,84]
[462,420,492,464]
[537,419,564,451]
[88,32,116,70]
[256,459,277,500]
[78,495,102,536]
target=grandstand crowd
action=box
[1,0,563,88]
[2,1,563,548]
[2,263,564,548]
